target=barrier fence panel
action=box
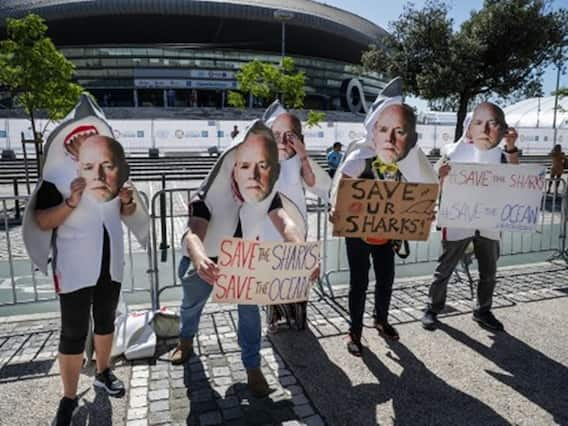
[148,187,200,310]
[0,192,153,308]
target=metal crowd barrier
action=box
[0,192,152,308]
[2,177,567,309]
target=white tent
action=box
[504,96,568,129]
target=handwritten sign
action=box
[438,163,546,231]
[213,238,320,305]
[332,179,439,241]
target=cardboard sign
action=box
[213,238,320,305]
[332,179,439,241]
[438,163,546,231]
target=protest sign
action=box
[213,238,320,305]
[332,179,439,240]
[438,163,546,231]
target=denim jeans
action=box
[179,268,261,369]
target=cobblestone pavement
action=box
[0,261,567,424]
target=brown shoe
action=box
[170,338,193,365]
[246,368,272,398]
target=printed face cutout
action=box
[233,133,279,203]
[466,103,506,151]
[77,135,129,203]
[271,114,302,161]
[372,104,417,164]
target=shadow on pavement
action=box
[439,323,568,425]
[183,356,297,425]
[72,388,114,426]
[272,329,508,425]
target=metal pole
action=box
[13,178,20,221]
[552,63,561,148]
[21,132,31,195]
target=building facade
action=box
[0,0,389,112]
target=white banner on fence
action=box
[438,163,546,231]
[213,238,320,305]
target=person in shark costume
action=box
[170,120,313,398]
[261,100,331,333]
[22,95,149,425]
[422,102,519,333]
[329,77,437,356]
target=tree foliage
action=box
[306,110,326,128]
[228,57,306,109]
[362,0,567,140]
[0,14,83,139]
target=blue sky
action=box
[319,0,568,110]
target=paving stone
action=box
[148,389,169,401]
[285,385,303,396]
[170,397,189,411]
[151,370,169,380]
[280,375,297,386]
[292,394,309,405]
[131,378,149,388]
[294,403,315,418]
[171,378,186,389]
[149,379,169,390]
[171,388,188,400]
[212,367,230,376]
[127,407,148,420]
[127,420,148,426]
[130,396,148,408]
[130,387,149,398]
[149,411,172,425]
[149,399,170,413]
[303,415,325,426]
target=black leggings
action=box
[345,237,395,337]
[58,275,121,355]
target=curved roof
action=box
[0,0,387,62]
[504,96,568,129]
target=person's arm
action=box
[289,134,316,187]
[35,178,85,231]
[269,208,303,243]
[182,217,219,285]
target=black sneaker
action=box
[374,320,400,341]
[421,310,439,330]
[473,311,504,332]
[346,332,363,357]
[54,396,78,426]
[94,368,126,397]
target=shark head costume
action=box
[330,77,437,206]
[259,101,331,240]
[22,95,149,290]
[190,119,304,256]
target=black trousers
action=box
[345,237,395,337]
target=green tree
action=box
[553,87,568,97]
[306,110,326,128]
[0,14,83,140]
[228,57,306,109]
[362,0,567,140]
